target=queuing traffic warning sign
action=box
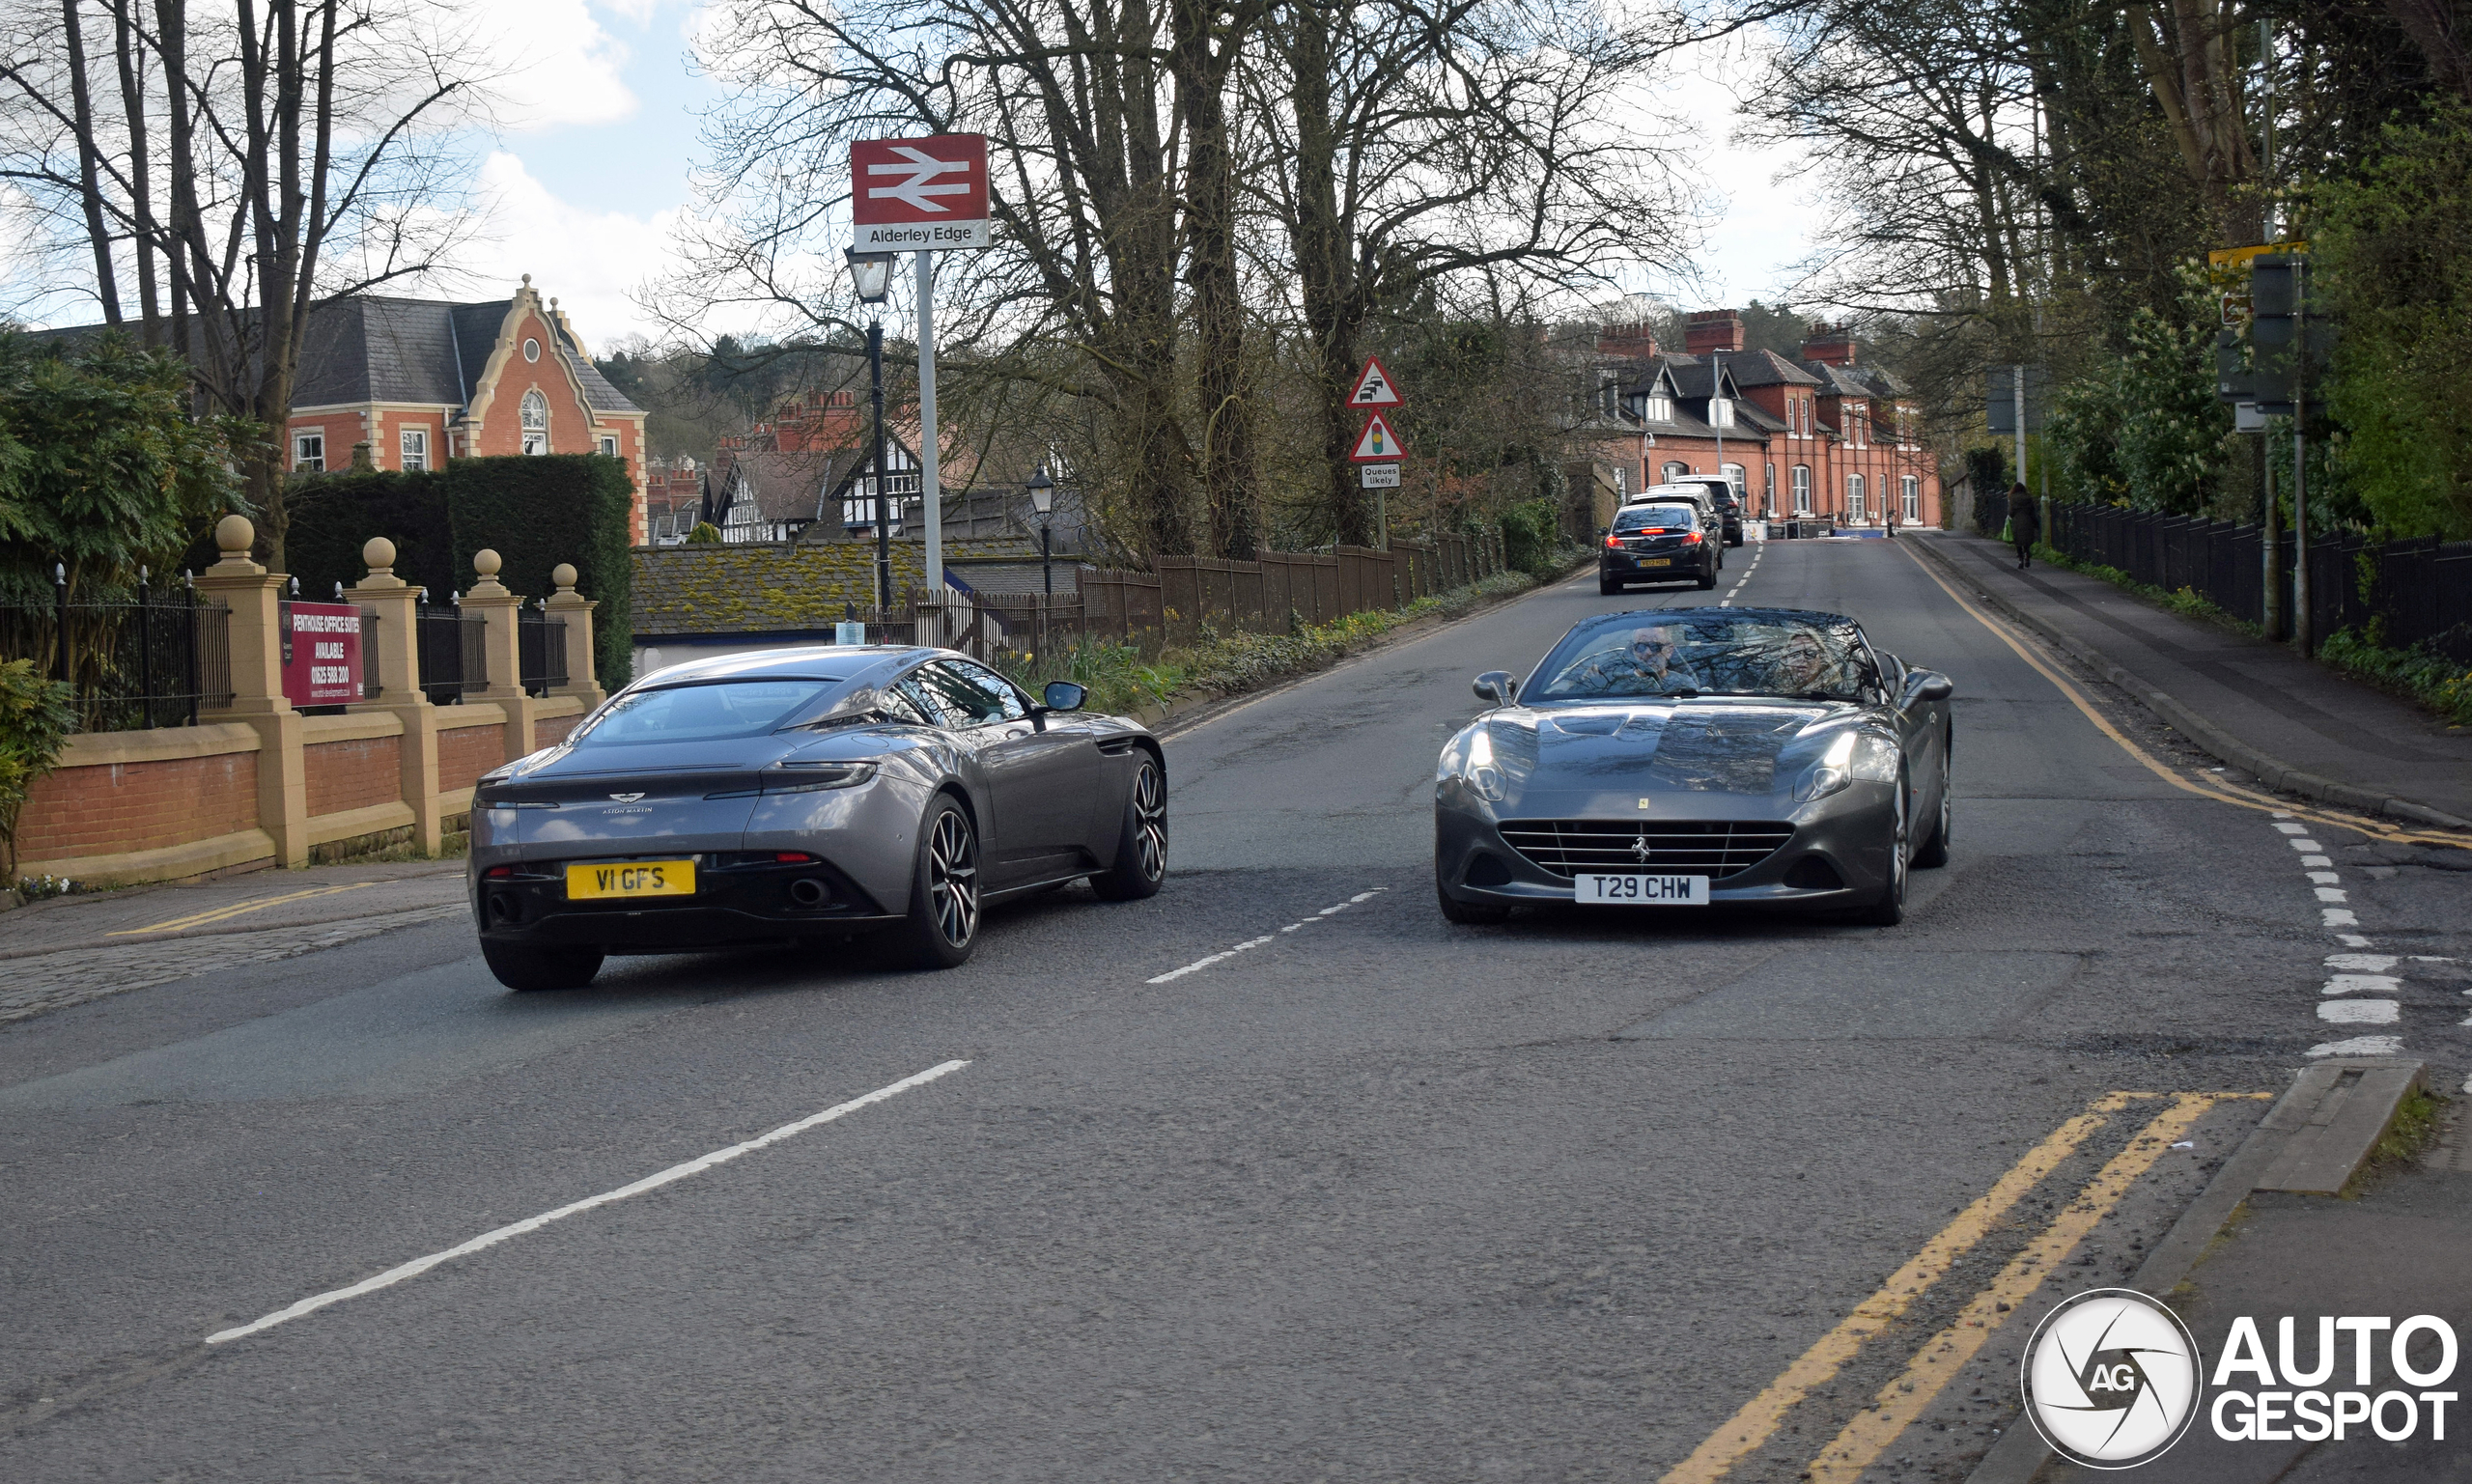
[1349,411,1407,462]
[1346,355,1404,408]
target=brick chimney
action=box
[1596,321,1658,359]
[1684,310,1746,354]
[1801,322,1857,366]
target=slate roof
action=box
[1702,349,1823,389]
[52,293,645,418]
[716,448,869,523]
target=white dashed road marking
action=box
[1146,889,1388,985]
[205,1059,970,1346]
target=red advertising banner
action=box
[281,602,364,707]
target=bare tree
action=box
[0,0,486,563]
[1245,0,1700,546]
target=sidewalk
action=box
[0,861,468,1026]
[1912,530,2472,829]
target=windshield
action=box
[1614,504,1700,532]
[568,679,840,748]
[1525,611,1874,702]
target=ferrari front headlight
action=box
[1796,730,1897,802]
[1465,727,1506,802]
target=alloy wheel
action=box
[928,809,980,946]
[1132,761,1167,882]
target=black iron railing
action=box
[0,576,232,731]
[519,606,569,696]
[416,595,490,705]
[2034,500,2472,659]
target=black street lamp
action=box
[847,248,895,618]
[1025,466,1056,596]
[1025,466,1055,655]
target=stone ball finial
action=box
[216,514,254,555]
[362,536,397,573]
[521,273,532,287]
[474,548,503,577]
[551,563,578,591]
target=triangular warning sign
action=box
[1349,411,1407,462]
[1346,355,1404,408]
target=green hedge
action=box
[286,469,454,600]
[283,455,633,687]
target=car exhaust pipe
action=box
[788,878,829,909]
[488,890,522,924]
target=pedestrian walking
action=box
[2008,483,2038,569]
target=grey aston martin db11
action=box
[467,647,1166,990]
[1434,607,1952,925]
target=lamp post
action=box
[847,248,895,620]
[1026,466,1055,657]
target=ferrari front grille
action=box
[1497,819,1794,881]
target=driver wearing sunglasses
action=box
[1570,624,1705,694]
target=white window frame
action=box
[1643,393,1674,423]
[1613,464,1627,499]
[399,427,428,471]
[1661,461,1690,484]
[598,434,619,458]
[1720,462,1744,495]
[1791,464,1812,514]
[1902,474,1921,522]
[1709,397,1734,429]
[1847,473,1866,520]
[293,432,324,472]
[520,389,548,456]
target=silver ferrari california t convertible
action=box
[467,647,1167,989]
[1435,607,1952,926]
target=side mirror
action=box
[1597,525,1610,538]
[1042,680,1087,713]
[1904,670,1953,703]
[1473,670,1517,707]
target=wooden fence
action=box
[913,530,1501,662]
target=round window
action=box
[522,337,540,362]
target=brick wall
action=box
[16,749,259,861]
[303,735,404,818]
[535,714,577,750]
[437,723,505,793]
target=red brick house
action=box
[279,276,650,540]
[1581,310,1941,531]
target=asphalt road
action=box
[3,536,2465,1482]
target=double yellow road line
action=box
[1661,1090,2267,1483]
[106,882,372,938]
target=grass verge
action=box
[2317,628,2472,728]
[998,565,1560,717]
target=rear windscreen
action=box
[569,680,840,747]
[1614,504,1699,532]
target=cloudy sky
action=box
[13,1,1821,345]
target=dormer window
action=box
[1643,392,1674,423]
[1710,397,1734,429]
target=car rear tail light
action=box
[1681,530,1703,546]
[485,865,513,879]
[775,852,816,863]
[1605,533,1622,548]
